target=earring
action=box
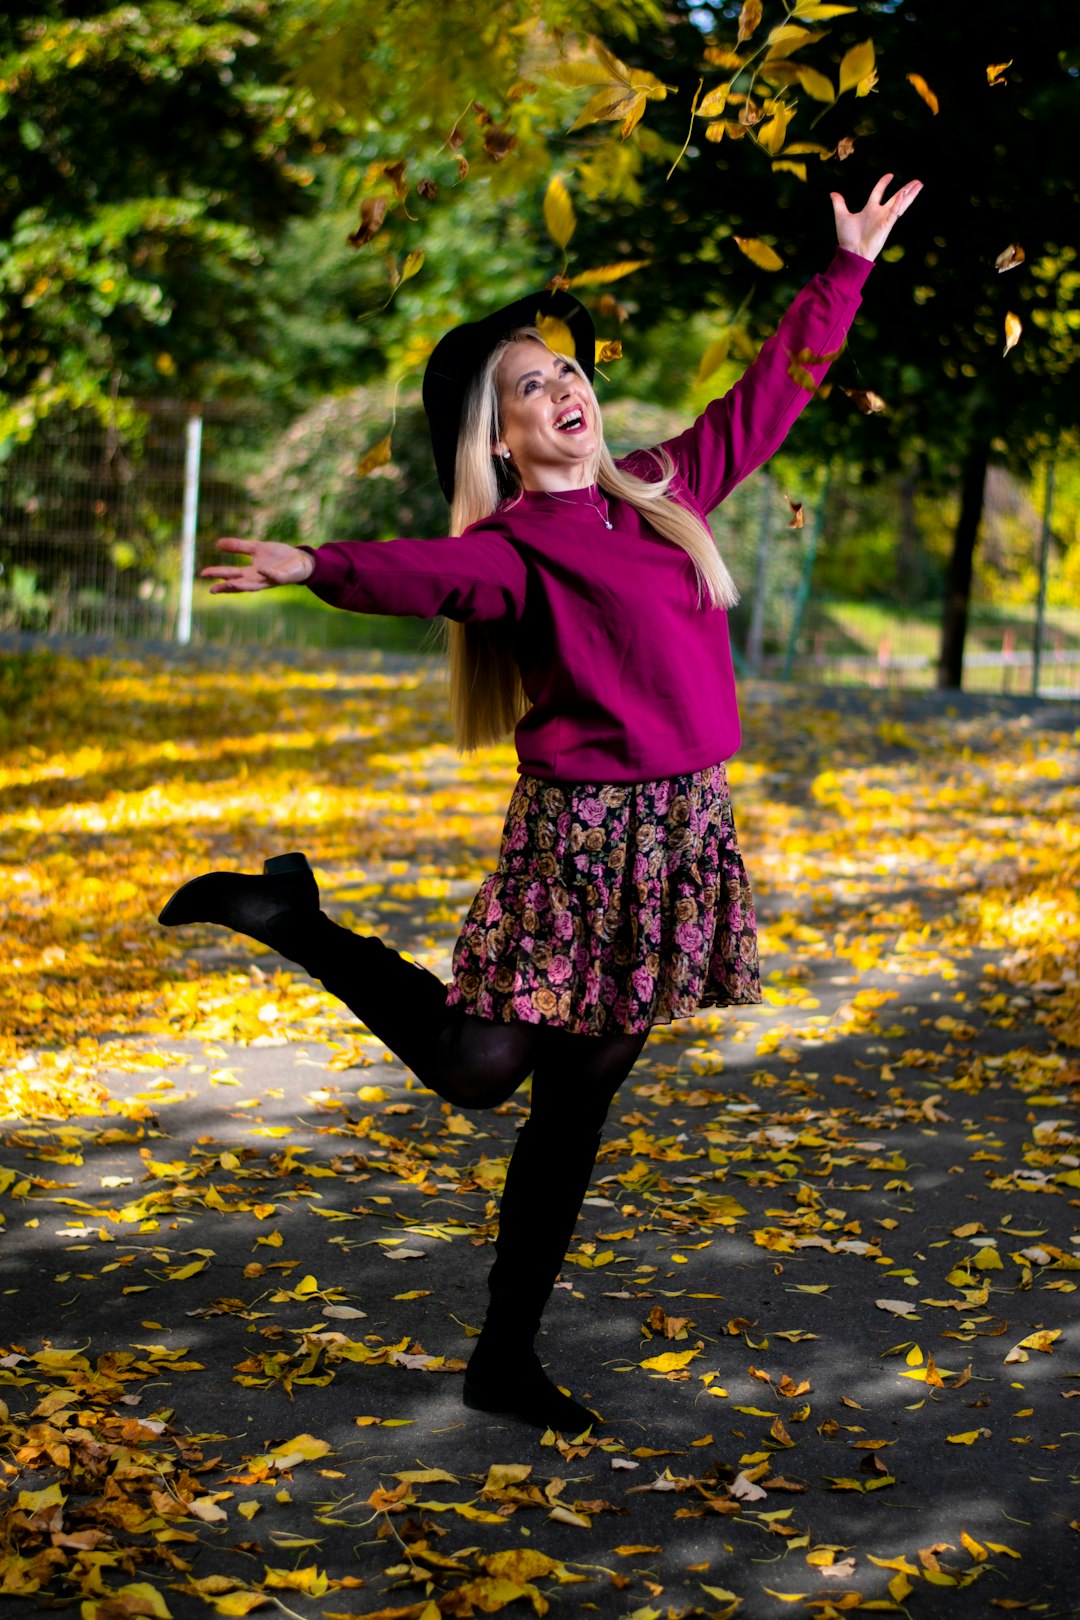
[500,449,512,461]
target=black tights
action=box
[284,912,647,1357]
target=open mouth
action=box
[554,408,586,433]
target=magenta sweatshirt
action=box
[305,248,873,782]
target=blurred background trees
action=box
[1,0,1078,688]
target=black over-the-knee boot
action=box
[159,854,535,1105]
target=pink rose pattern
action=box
[446,764,761,1036]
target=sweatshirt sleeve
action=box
[657,248,873,514]
[301,528,528,624]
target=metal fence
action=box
[1,399,1077,696]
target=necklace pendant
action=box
[603,517,613,529]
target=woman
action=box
[160,176,921,1432]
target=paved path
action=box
[2,675,1079,1620]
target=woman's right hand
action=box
[202,538,315,593]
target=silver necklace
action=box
[542,488,613,529]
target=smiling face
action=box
[494,338,600,492]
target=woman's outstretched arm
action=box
[656,175,922,515]
[202,528,529,624]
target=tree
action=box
[298,0,1080,688]
[0,1,319,435]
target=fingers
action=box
[893,179,924,215]
[215,536,255,555]
[867,173,894,207]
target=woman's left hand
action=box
[831,173,923,262]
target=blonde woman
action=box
[160,176,921,1432]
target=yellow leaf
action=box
[734,237,784,272]
[261,1567,329,1596]
[766,24,828,59]
[543,175,576,250]
[210,1597,269,1617]
[737,0,763,44]
[889,1572,914,1602]
[697,333,732,384]
[483,1464,532,1492]
[534,313,577,358]
[166,1259,207,1281]
[356,434,393,479]
[18,1483,66,1512]
[986,60,1012,85]
[793,64,835,102]
[641,1348,700,1372]
[906,73,939,114]
[1003,311,1022,357]
[838,40,875,96]
[973,1246,1003,1271]
[697,83,732,118]
[792,0,857,16]
[1004,1327,1060,1363]
[400,250,425,284]
[595,340,623,365]
[567,260,650,287]
[266,1434,331,1464]
[946,1429,989,1444]
[237,1502,261,1521]
[757,103,795,155]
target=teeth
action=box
[556,410,583,430]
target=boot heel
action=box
[263,852,312,876]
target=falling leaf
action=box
[543,175,576,250]
[595,339,623,364]
[733,237,784,272]
[535,312,577,357]
[1003,312,1022,357]
[347,197,388,248]
[737,0,763,44]
[697,83,732,118]
[356,434,393,478]
[836,135,855,159]
[838,41,875,97]
[906,73,939,114]
[987,60,1012,86]
[561,40,669,140]
[567,260,650,287]
[399,250,425,284]
[697,333,732,384]
[842,387,887,414]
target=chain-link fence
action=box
[2,398,1077,695]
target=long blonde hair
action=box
[446,331,739,752]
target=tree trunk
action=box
[936,439,990,689]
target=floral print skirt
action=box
[445,764,761,1036]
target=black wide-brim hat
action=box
[422,288,595,503]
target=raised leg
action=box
[159,855,541,1108]
[464,1026,648,1429]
